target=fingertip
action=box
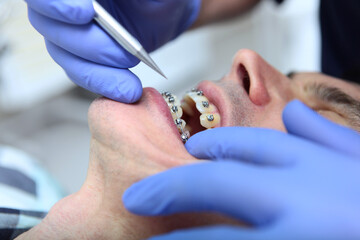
[283,100,308,121]
[122,180,154,215]
[122,184,141,213]
[185,128,230,158]
[114,78,143,103]
[283,99,360,158]
[185,136,198,152]
[122,177,168,216]
[46,40,144,103]
[80,69,143,104]
[283,99,340,134]
[282,100,316,131]
[185,132,209,158]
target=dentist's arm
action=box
[193,0,261,28]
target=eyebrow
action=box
[308,83,360,129]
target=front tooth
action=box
[174,118,186,131]
[196,101,216,113]
[200,113,220,129]
[181,131,190,143]
[186,92,208,103]
[181,101,195,116]
[184,125,192,135]
[166,95,181,106]
[171,105,183,119]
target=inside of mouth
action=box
[182,108,203,137]
[162,89,221,143]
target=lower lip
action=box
[143,88,183,141]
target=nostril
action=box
[239,64,250,95]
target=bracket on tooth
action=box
[175,118,183,125]
[162,92,172,98]
[196,90,204,96]
[202,101,209,108]
[171,106,178,113]
[207,115,215,122]
[168,96,175,103]
[181,131,190,143]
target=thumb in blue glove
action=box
[283,100,360,158]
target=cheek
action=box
[263,109,286,131]
[251,104,287,132]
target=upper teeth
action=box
[202,101,209,108]
[162,92,189,143]
[182,90,221,130]
[162,89,221,143]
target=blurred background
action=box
[0,0,320,194]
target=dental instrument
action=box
[93,1,167,79]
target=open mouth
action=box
[162,89,221,143]
[160,63,253,143]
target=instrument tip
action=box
[136,48,168,79]
[158,70,168,80]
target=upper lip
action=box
[197,63,254,128]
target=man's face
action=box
[88,48,360,187]
[196,49,360,133]
[85,49,360,239]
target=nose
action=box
[229,49,291,106]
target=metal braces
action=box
[162,92,189,143]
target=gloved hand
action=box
[186,100,360,163]
[25,0,201,103]
[122,100,360,239]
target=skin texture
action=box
[17,49,360,239]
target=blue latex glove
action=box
[25,0,201,103]
[186,100,360,163]
[122,100,360,239]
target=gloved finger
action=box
[148,226,277,240]
[46,40,142,103]
[24,0,94,24]
[283,100,360,158]
[186,127,315,165]
[28,8,139,69]
[123,162,283,226]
